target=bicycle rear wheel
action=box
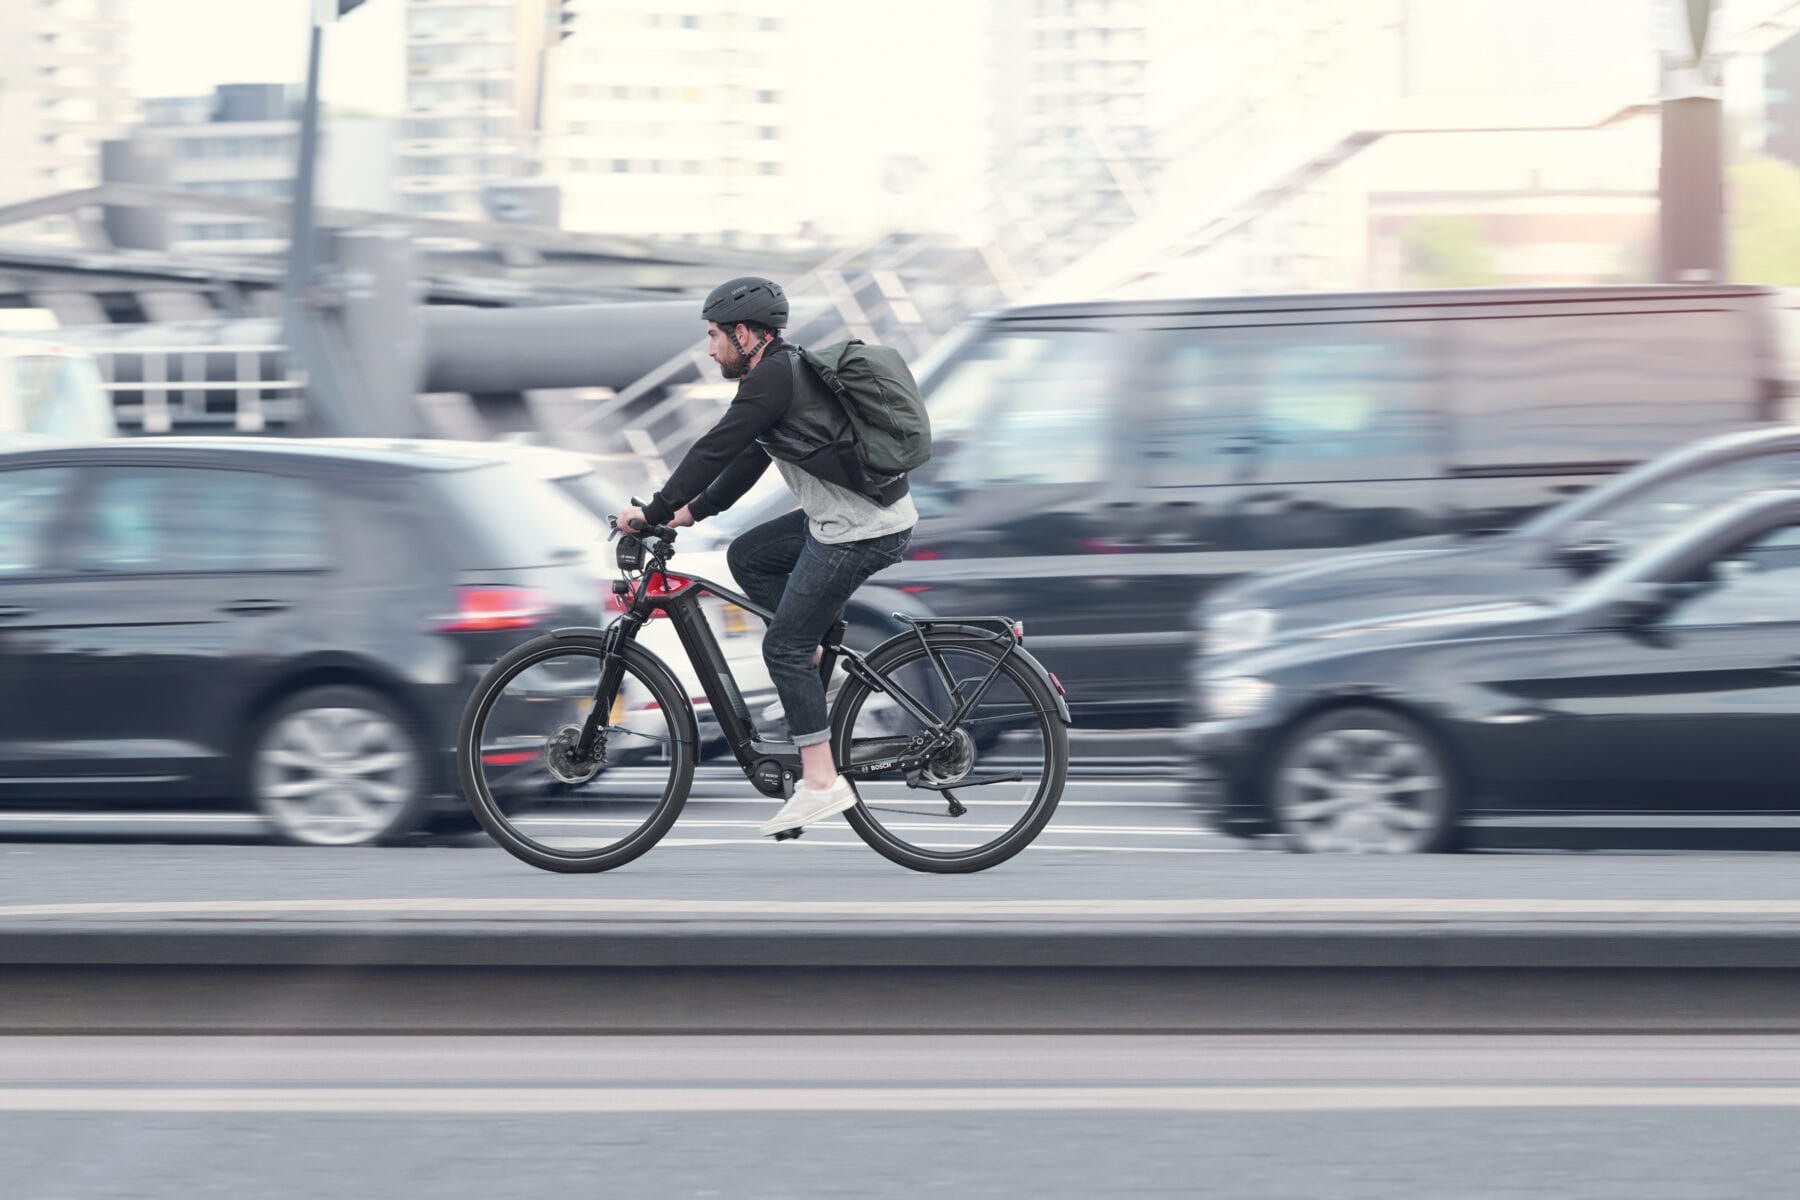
[458,633,697,873]
[831,633,1067,873]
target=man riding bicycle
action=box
[615,277,918,837]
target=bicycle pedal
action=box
[772,827,805,841]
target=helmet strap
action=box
[731,326,772,371]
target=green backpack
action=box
[791,340,933,476]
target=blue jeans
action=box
[727,510,912,747]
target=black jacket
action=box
[642,339,908,525]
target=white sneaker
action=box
[760,775,857,836]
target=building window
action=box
[758,162,780,175]
[611,158,629,172]
[756,89,781,104]
[758,126,779,139]
[757,17,780,31]
[680,15,699,29]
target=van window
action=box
[1144,323,1443,485]
[914,329,1116,515]
[9,353,115,439]
[1450,310,1756,471]
[0,467,72,576]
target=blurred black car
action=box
[709,285,1792,727]
[0,437,613,845]
[1186,488,1800,852]
[1198,424,1800,659]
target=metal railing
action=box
[91,344,307,434]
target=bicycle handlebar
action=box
[609,515,678,543]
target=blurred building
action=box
[546,2,797,246]
[398,0,546,219]
[132,83,396,257]
[1090,0,1667,298]
[984,0,1155,239]
[0,0,135,244]
[1764,29,1800,167]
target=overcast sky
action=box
[127,0,408,112]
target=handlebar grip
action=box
[624,518,677,541]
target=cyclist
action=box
[616,276,918,837]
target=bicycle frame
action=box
[559,534,1044,800]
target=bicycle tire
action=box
[831,633,1068,874]
[458,633,697,873]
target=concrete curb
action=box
[5,919,1800,969]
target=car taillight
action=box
[436,586,549,632]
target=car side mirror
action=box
[1554,529,1621,574]
[1600,580,1676,629]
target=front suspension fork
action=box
[576,620,634,758]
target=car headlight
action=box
[1203,675,1274,720]
[1207,607,1276,656]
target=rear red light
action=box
[1012,621,1025,640]
[436,586,549,632]
[1048,671,1066,696]
[910,548,941,561]
[480,750,539,766]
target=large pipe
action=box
[419,302,701,393]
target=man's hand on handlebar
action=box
[614,504,649,538]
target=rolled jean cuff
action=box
[792,727,833,748]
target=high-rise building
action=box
[985,0,1154,237]
[397,0,548,219]
[0,0,135,243]
[134,83,396,256]
[547,2,797,245]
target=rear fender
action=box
[862,629,1073,726]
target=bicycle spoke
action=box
[466,642,689,867]
[840,640,1062,867]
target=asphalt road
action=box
[3,771,1800,913]
[2,1034,1795,1199]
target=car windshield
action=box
[9,352,115,439]
[427,462,600,568]
[1524,448,1800,559]
[552,468,631,524]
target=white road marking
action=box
[0,898,1795,918]
[0,1085,1793,1113]
[511,818,1217,837]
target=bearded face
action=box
[707,322,752,379]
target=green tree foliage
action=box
[1729,157,1800,284]
[1400,216,1498,288]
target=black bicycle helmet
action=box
[702,276,789,330]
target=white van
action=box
[0,338,116,440]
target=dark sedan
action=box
[0,437,613,845]
[1197,424,1800,660]
[1186,488,1800,852]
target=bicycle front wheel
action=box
[831,634,1067,873]
[458,633,697,873]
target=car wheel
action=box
[250,685,429,847]
[1267,706,1460,854]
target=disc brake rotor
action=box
[544,722,604,785]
